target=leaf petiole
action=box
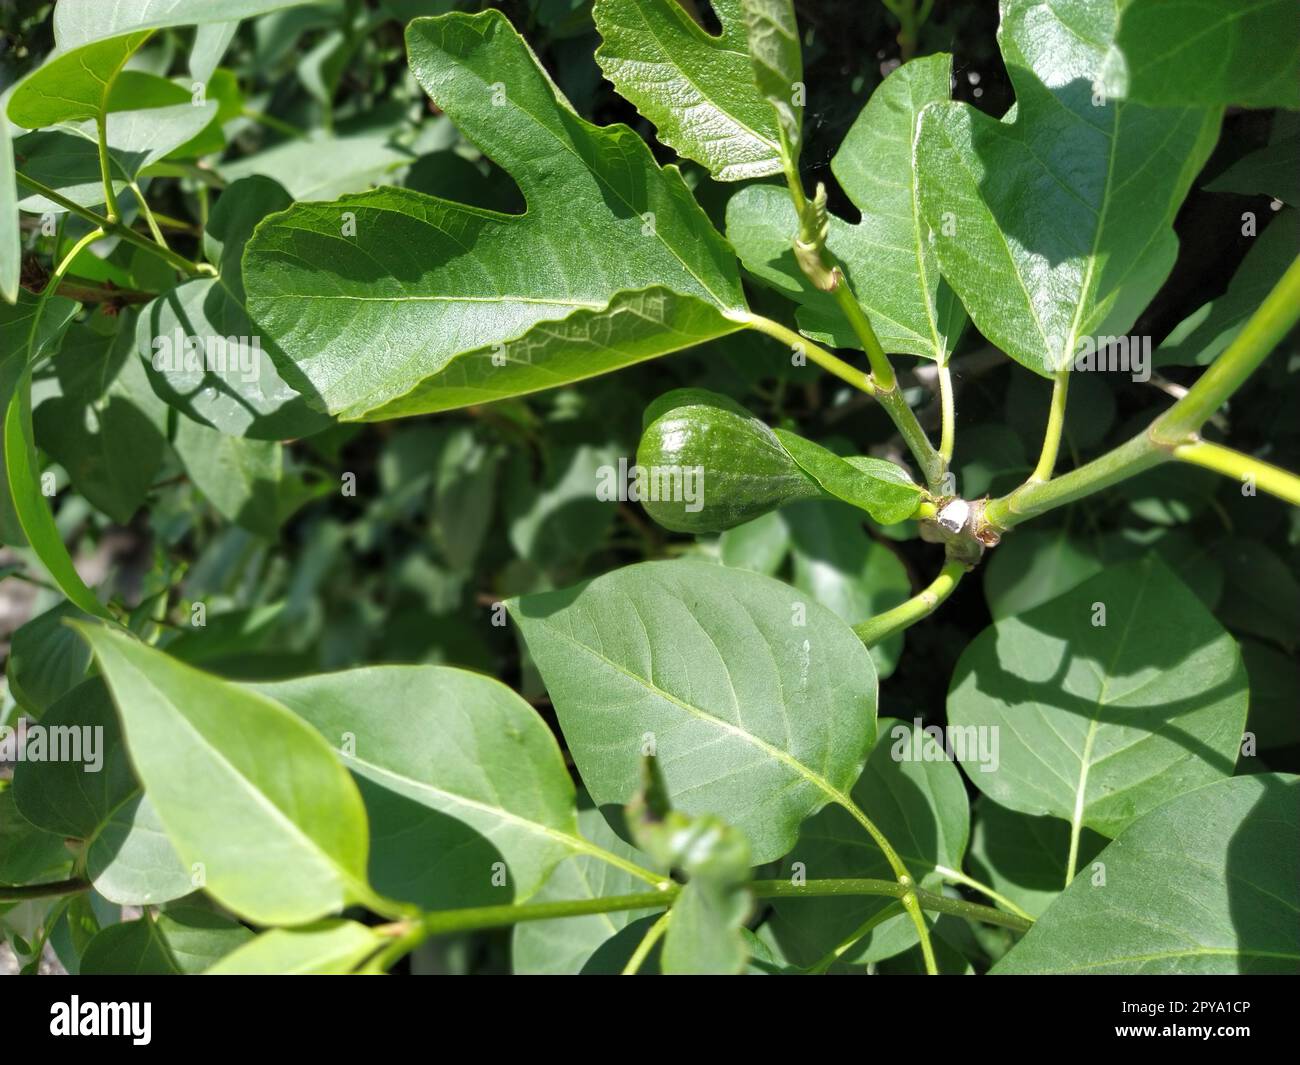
[1029,369,1070,482]
[0,877,91,902]
[937,363,955,463]
[933,864,1033,922]
[14,171,214,278]
[96,112,117,223]
[806,899,907,974]
[622,911,671,975]
[744,312,875,394]
[129,181,170,249]
[982,255,1300,532]
[1172,440,1300,506]
[835,799,939,973]
[853,559,966,646]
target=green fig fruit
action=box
[635,388,821,533]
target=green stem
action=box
[984,256,1300,531]
[853,559,966,646]
[835,800,938,974]
[776,156,944,488]
[420,890,676,940]
[743,317,948,487]
[934,864,1033,922]
[364,874,1035,971]
[1172,440,1300,506]
[0,878,91,902]
[831,279,896,390]
[130,181,170,249]
[750,880,1031,933]
[35,275,157,306]
[622,911,671,975]
[937,363,955,464]
[745,313,875,395]
[96,113,118,222]
[984,429,1164,530]
[781,157,812,238]
[807,900,906,974]
[1030,370,1070,482]
[14,171,213,277]
[877,381,946,489]
[1154,254,1300,441]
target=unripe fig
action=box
[635,389,820,533]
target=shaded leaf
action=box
[172,418,324,538]
[1103,0,1299,110]
[1157,210,1300,367]
[137,174,331,439]
[512,800,665,975]
[769,718,969,967]
[81,907,252,974]
[994,774,1300,973]
[785,500,910,679]
[255,665,588,908]
[35,318,168,524]
[5,602,94,715]
[967,795,1105,919]
[949,558,1247,840]
[718,510,790,575]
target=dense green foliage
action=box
[0,0,1297,976]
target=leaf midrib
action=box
[327,743,592,865]
[108,647,356,891]
[535,616,855,811]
